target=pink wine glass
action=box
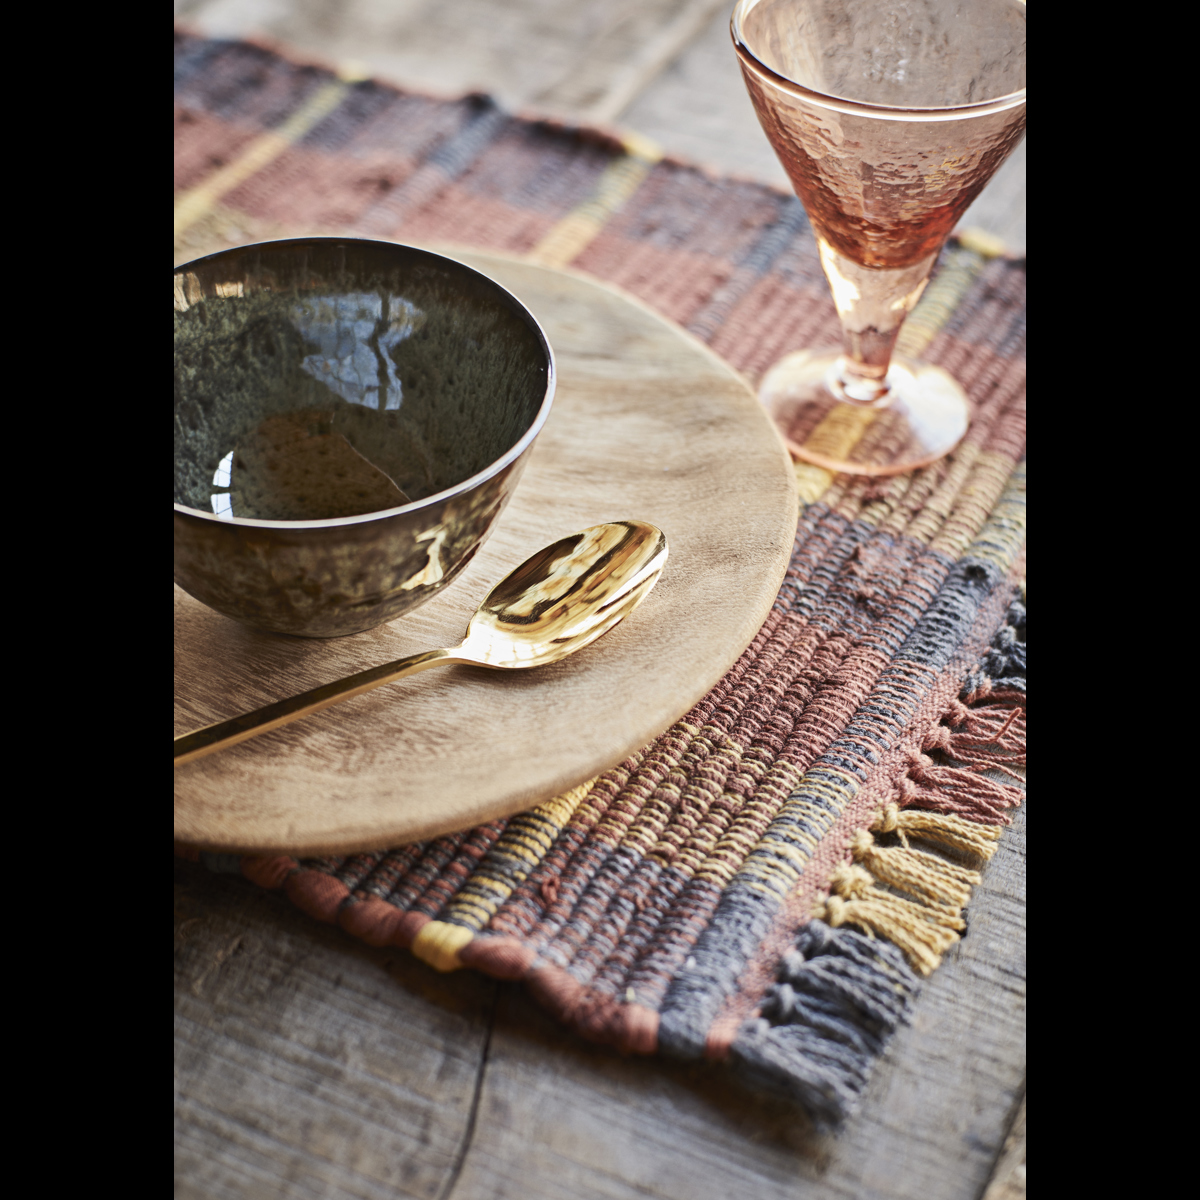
[732,0,1026,475]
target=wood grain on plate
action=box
[174,251,797,854]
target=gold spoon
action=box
[174,520,667,766]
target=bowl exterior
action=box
[174,238,555,638]
[174,450,530,638]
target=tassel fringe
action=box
[818,661,1025,977]
[819,851,972,976]
[872,802,1002,860]
[922,697,1025,778]
[740,592,1026,1123]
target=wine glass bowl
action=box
[732,0,1026,476]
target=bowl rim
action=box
[173,237,557,530]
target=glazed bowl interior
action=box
[174,239,552,525]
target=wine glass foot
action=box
[760,350,972,477]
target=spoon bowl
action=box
[463,521,668,666]
[174,521,667,766]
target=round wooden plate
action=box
[174,251,797,854]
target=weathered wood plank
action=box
[176,0,727,124]
[618,1,795,190]
[981,1096,1027,1200]
[174,859,497,1199]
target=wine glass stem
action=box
[817,237,939,404]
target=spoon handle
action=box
[174,646,470,767]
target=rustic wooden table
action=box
[173,4,1027,1195]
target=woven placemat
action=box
[174,30,1027,1127]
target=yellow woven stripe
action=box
[880,439,980,543]
[792,234,1001,507]
[664,746,775,875]
[697,798,823,889]
[894,239,993,358]
[683,760,804,883]
[526,131,663,269]
[437,777,596,932]
[411,920,474,973]
[720,769,858,893]
[173,78,351,240]
[443,895,500,931]
[589,720,697,848]
[953,458,1026,570]
[954,226,1009,260]
[792,407,877,505]
[645,739,756,870]
[928,451,1023,561]
[624,727,747,863]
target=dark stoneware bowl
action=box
[174,239,555,637]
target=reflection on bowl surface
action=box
[174,239,555,638]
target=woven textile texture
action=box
[174,31,1027,1126]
